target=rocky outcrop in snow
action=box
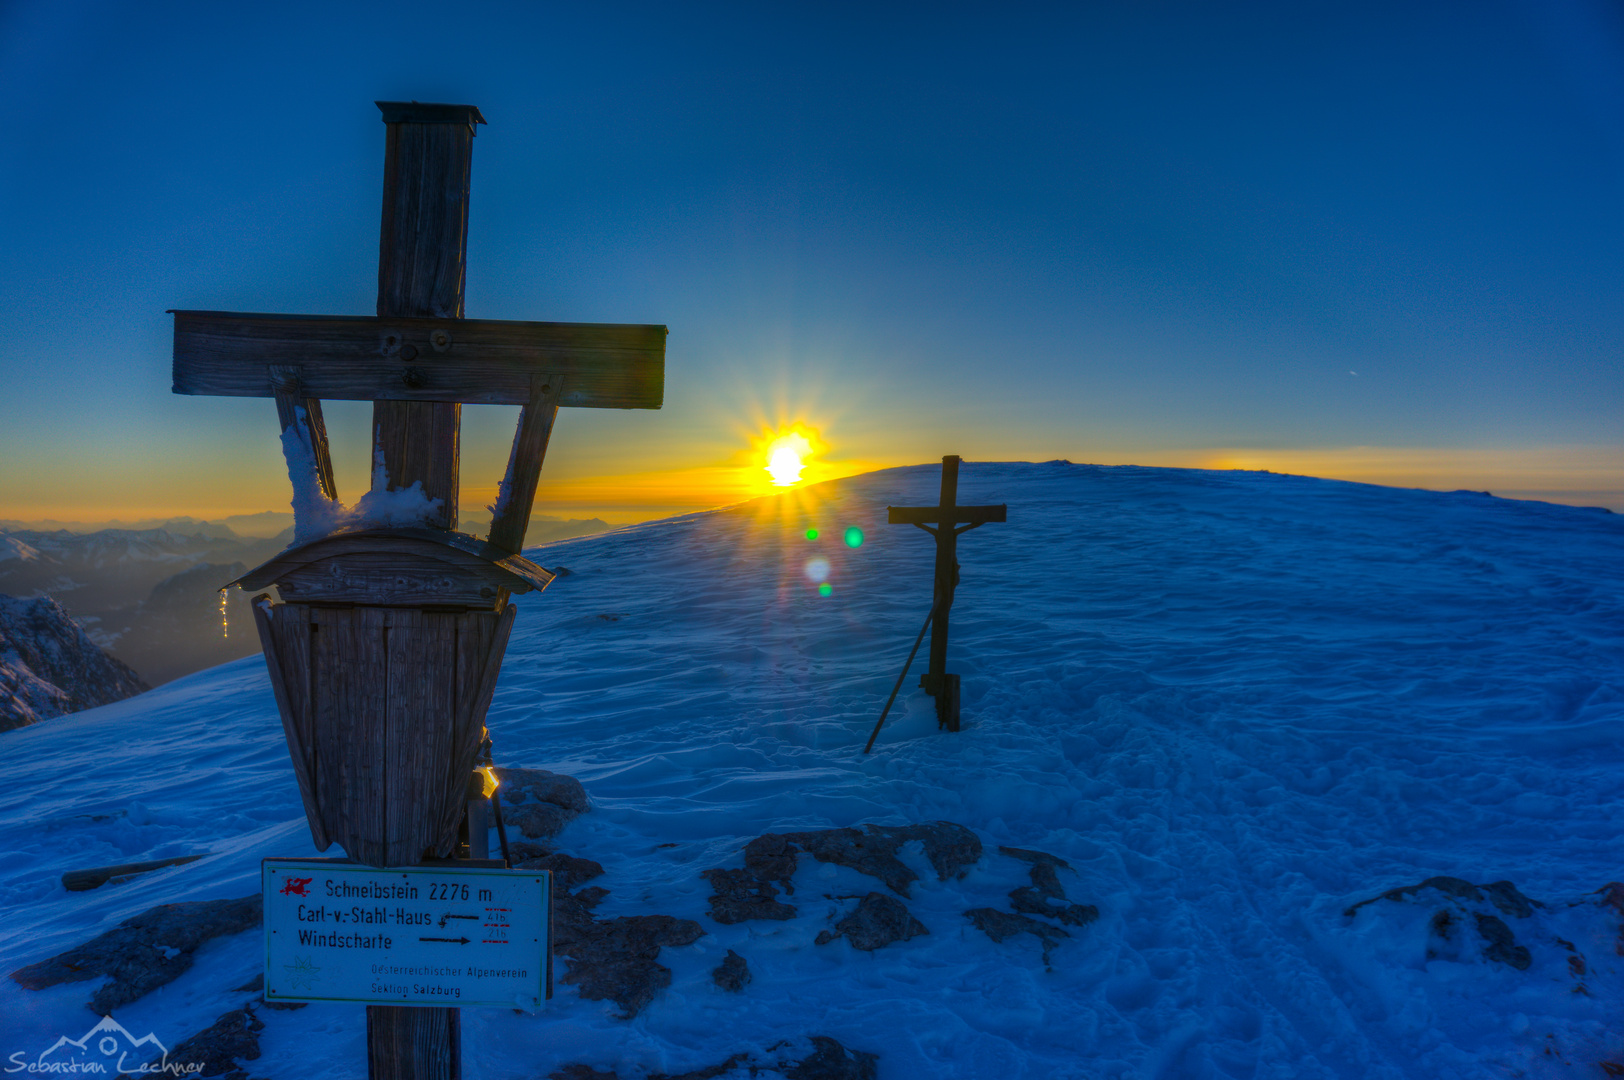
[9,894,262,1013]
[497,766,592,839]
[548,1035,878,1080]
[0,593,148,731]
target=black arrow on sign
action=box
[419,936,471,945]
[438,913,479,928]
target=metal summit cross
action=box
[169,102,665,1080]
[886,456,1005,731]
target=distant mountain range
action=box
[0,513,616,694]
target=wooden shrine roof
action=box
[230,527,555,607]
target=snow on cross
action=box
[167,100,665,1080]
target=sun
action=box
[764,431,814,487]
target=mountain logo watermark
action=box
[6,1015,202,1075]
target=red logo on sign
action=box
[279,877,313,897]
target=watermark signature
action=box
[5,1016,202,1076]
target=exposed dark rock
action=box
[701,868,797,924]
[0,593,148,731]
[743,833,801,890]
[1345,876,1542,919]
[1010,886,1099,927]
[890,823,984,883]
[508,840,554,862]
[965,907,1070,966]
[818,893,928,952]
[550,1067,620,1080]
[999,845,1071,870]
[651,1053,753,1080]
[555,1036,877,1080]
[496,767,591,838]
[1475,914,1533,970]
[712,949,751,992]
[1348,876,1549,971]
[744,822,982,898]
[559,914,706,1018]
[1481,880,1539,919]
[994,844,1099,931]
[229,972,305,1010]
[10,895,262,1012]
[1000,845,1071,899]
[505,801,580,840]
[498,767,591,813]
[1345,876,1483,916]
[519,853,606,891]
[164,1006,262,1080]
[551,883,610,952]
[785,1036,879,1080]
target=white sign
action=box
[263,859,549,1010]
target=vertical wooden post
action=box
[366,1007,459,1080]
[923,456,961,730]
[367,100,485,1080]
[371,101,486,531]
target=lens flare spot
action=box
[844,526,864,548]
[818,582,833,597]
[805,528,819,540]
[804,556,830,583]
[766,432,813,486]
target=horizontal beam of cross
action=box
[887,504,1007,526]
[171,310,665,409]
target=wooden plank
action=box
[273,551,513,608]
[301,398,338,502]
[170,311,666,409]
[425,610,494,857]
[372,398,460,530]
[886,504,1007,526]
[62,854,205,892]
[384,610,458,866]
[378,119,472,320]
[253,602,329,850]
[269,366,339,502]
[312,607,390,865]
[366,1005,459,1080]
[487,375,565,554]
[372,114,473,534]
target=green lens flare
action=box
[844,527,864,548]
[818,582,833,597]
[806,528,819,540]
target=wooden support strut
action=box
[487,375,566,554]
[269,365,338,502]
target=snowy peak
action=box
[0,594,147,731]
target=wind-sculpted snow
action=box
[0,463,1621,1077]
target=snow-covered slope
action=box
[1,463,1620,1078]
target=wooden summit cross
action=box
[887,456,1005,731]
[169,102,664,1079]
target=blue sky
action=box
[2,0,1620,522]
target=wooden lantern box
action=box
[232,529,553,866]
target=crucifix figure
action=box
[887,456,1006,731]
[170,102,664,1080]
